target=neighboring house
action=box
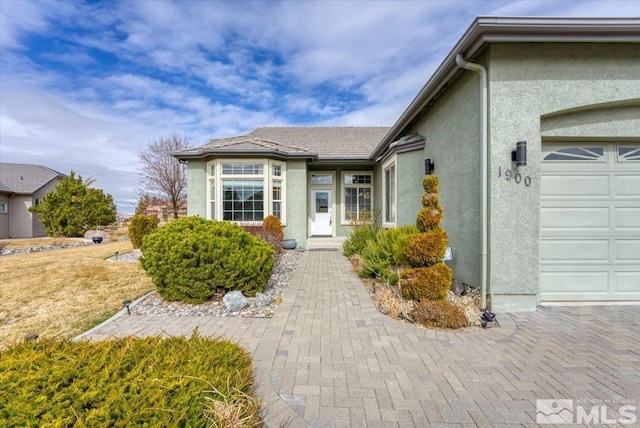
[0,163,66,238]
[145,203,187,222]
[173,16,640,311]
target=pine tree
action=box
[29,171,117,237]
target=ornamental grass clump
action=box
[140,217,274,303]
[401,175,454,307]
[0,333,259,427]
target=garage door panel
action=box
[541,175,609,197]
[615,240,640,262]
[540,271,608,293]
[541,142,640,302]
[615,207,640,229]
[541,207,609,229]
[615,175,640,197]
[615,272,640,293]
[541,239,608,262]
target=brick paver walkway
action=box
[82,250,640,427]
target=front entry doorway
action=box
[311,189,333,236]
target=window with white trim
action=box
[342,172,373,222]
[0,202,7,213]
[207,160,285,223]
[383,160,396,225]
[208,163,215,220]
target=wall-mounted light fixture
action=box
[424,159,435,175]
[511,141,527,167]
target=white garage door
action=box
[540,143,640,302]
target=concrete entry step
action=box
[305,236,347,251]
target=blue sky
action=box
[1,0,638,212]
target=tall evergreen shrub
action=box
[401,175,452,302]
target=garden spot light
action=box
[122,299,132,315]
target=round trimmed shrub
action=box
[128,214,159,249]
[404,228,448,267]
[411,300,467,329]
[140,217,275,303]
[416,205,443,232]
[400,264,452,301]
[422,175,439,194]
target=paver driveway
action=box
[83,250,640,427]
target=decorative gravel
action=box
[114,250,302,318]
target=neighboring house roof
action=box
[173,127,391,161]
[0,163,66,195]
[372,16,640,159]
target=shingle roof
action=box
[0,163,66,194]
[173,127,391,161]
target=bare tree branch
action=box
[137,134,191,219]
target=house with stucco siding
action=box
[0,163,66,238]
[173,16,640,311]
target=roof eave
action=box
[371,16,640,159]
[171,148,318,161]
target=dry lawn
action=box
[0,241,153,349]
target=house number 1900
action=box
[498,167,531,187]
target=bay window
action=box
[207,160,285,224]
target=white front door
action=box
[311,189,332,236]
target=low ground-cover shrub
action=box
[0,334,259,427]
[128,214,159,248]
[140,217,274,303]
[411,300,467,329]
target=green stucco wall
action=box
[186,159,207,218]
[487,42,640,311]
[408,69,483,290]
[396,151,425,228]
[284,159,308,247]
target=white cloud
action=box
[1,0,638,211]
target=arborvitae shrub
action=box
[411,300,467,329]
[416,206,443,232]
[421,192,439,208]
[404,228,448,267]
[128,214,159,249]
[140,217,274,303]
[262,215,284,241]
[401,264,452,301]
[423,175,439,194]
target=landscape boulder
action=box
[253,292,272,307]
[223,290,249,312]
[450,279,465,296]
